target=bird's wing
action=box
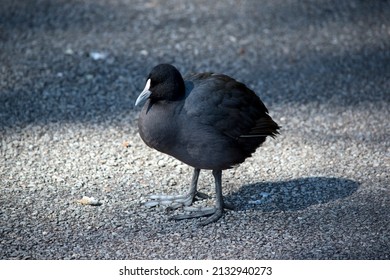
[183,73,279,139]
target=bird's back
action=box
[176,73,279,169]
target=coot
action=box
[135,64,279,225]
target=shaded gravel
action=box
[0,0,389,259]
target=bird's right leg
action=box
[144,168,209,209]
[170,169,234,225]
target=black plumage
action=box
[135,64,279,225]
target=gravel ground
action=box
[0,0,389,259]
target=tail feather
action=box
[240,115,280,138]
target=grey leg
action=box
[199,170,224,225]
[144,168,208,209]
[172,169,233,225]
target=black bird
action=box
[135,64,279,225]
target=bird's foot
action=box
[170,202,234,226]
[144,191,209,210]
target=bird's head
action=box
[135,64,185,106]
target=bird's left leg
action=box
[144,168,209,209]
[171,169,234,225]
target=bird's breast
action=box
[138,101,179,153]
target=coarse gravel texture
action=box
[0,0,389,260]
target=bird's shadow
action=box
[225,177,359,212]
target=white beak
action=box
[135,79,151,106]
